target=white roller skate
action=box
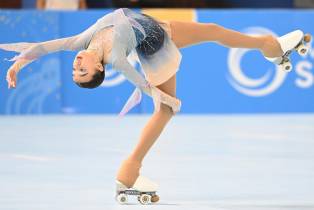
[115,176,160,205]
[265,30,312,72]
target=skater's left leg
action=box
[116,75,176,188]
[169,21,283,58]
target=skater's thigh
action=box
[157,74,176,97]
[156,74,176,112]
[169,21,217,48]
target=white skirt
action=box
[139,20,182,86]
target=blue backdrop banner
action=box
[0,9,313,115]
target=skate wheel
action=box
[304,34,312,43]
[139,194,151,205]
[281,61,292,72]
[116,193,128,204]
[151,195,160,203]
[297,45,309,56]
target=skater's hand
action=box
[6,66,18,89]
[140,81,153,94]
[5,59,33,89]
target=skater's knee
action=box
[156,104,174,118]
[203,23,221,41]
[205,23,220,31]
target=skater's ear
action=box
[96,62,104,72]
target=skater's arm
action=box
[0,10,116,59]
[112,57,151,94]
[6,35,84,62]
[0,15,109,61]
[1,35,83,89]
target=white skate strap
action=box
[278,30,304,53]
[265,56,282,64]
[133,176,158,192]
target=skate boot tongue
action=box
[132,176,158,192]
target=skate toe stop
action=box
[304,34,312,43]
[151,195,160,203]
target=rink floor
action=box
[0,114,313,210]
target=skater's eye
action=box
[74,69,88,77]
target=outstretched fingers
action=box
[6,69,17,89]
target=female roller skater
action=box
[0,8,310,205]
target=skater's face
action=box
[72,50,104,84]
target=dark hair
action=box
[75,70,105,89]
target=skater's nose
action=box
[77,58,82,66]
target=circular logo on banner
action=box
[227,27,287,97]
[100,52,139,87]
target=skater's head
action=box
[72,50,105,89]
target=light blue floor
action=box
[0,114,314,210]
